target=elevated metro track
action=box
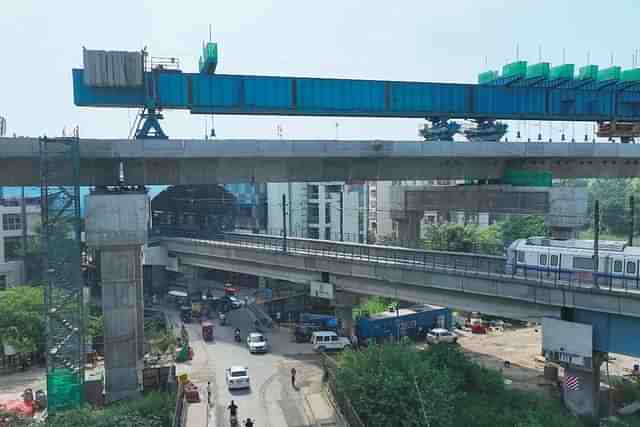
[3,138,640,185]
[161,233,640,357]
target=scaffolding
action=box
[40,136,84,413]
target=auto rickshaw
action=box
[202,321,214,342]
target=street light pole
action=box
[339,190,344,242]
[282,194,287,252]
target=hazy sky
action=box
[1,0,639,141]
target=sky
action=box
[2,0,640,142]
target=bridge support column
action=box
[396,211,423,248]
[334,291,358,337]
[86,189,149,403]
[562,352,606,424]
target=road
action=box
[179,305,336,427]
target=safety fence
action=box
[321,354,365,427]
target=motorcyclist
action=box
[228,400,238,417]
[244,419,254,427]
[234,328,241,341]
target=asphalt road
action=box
[194,307,327,427]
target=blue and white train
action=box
[507,237,640,285]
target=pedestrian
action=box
[207,381,212,405]
[291,367,297,388]
[351,334,359,350]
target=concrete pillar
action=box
[396,211,422,248]
[563,352,606,423]
[334,291,358,337]
[86,191,149,403]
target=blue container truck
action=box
[355,305,451,343]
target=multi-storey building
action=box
[267,182,368,243]
[0,197,41,289]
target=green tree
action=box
[498,215,547,245]
[476,223,504,255]
[588,178,631,236]
[353,296,396,319]
[423,223,479,252]
[0,286,44,354]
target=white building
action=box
[267,182,367,243]
[0,198,41,289]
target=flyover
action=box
[3,137,640,185]
[159,233,640,358]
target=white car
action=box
[426,328,458,344]
[247,332,269,354]
[310,331,351,352]
[225,366,250,390]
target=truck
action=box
[355,304,451,344]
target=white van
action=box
[310,331,351,352]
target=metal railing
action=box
[157,229,640,297]
[321,354,365,427]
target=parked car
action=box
[426,328,458,344]
[246,332,269,354]
[225,366,250,390]
[310,331,351,352]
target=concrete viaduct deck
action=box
[3,138,640,185]
[160,235,640,357]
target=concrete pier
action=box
[85,189,149,402]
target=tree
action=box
[423,223,479,252]
[0,286,44,354]
[498,216,547,245]
[588,178,632,236]
[353,296,396,319]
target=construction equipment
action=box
[40,136,84,414]
[597,121,640,143]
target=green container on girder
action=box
[621,68,640,82]
[597,66,621,82]
[549,64,574,80]
[578,65,598,80]
[526,62,550,79]
[478,70,499,84]
[502,61,527,78]
[199,42,218,74]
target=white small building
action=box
[0,198,41,289]
[267,182,367,243]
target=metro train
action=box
[507,237,640,285]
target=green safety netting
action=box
[578,65,598,80]
[597,66,621,81]
[549,64,575,80]
[501,169,552,187]
[47,369,82,413]
[502,61,527,78]
[526,62,550,79]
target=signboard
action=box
[310,281,334,300]
[542,318,593,371]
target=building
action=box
[367,180,490,243]
[267,182,368,243]
[0,197,41,289]
[224,183,267,232]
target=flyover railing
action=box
[158,229,640,296]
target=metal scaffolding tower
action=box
[40,136,84,413]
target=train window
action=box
[627,262,636,275]
[550,255,559,267]
[573,257,594,270]
[539,254,547,266]
[517,251,524,263]
[614,260,623,273]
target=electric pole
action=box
[339,189,344,242]
[594,200,600,287]
[630,195,635,246]
[282,194,287,252]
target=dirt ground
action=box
[0,367,46,403]
[457,326,640,394]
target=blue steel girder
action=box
[574,309,640,357]
[72,69,640,123]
